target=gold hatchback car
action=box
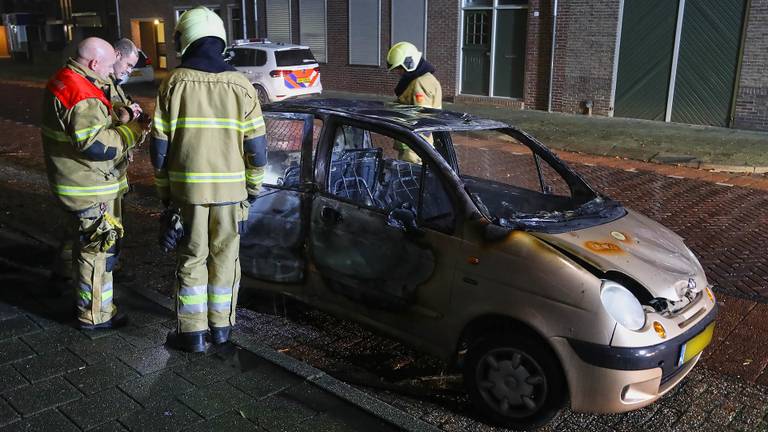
[240,99,717,429]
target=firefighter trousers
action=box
[175,202,246,333]
[74,198,122,325]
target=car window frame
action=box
[315,116,459,233]
[260,111,317,193]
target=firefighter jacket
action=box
[105,74,133,121]
[396,72,443,109]
[41,59,143,212]
[151,68,267,205]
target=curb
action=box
[127,284,441,432]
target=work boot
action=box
[78,312,129,330]
[166,330,207,353]
[210,326,231,345]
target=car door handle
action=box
[320,206,342,225]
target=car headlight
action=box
[600,280,646,331]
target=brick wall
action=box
[302,0,458,98]
[550,0,620,115]
[733,0,768,131]
[524,0,552,110]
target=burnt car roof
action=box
[268,98,510,132]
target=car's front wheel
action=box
[464,335,566,429]
[254,85,270,105]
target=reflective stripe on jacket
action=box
[151,68,267,204]
[41,59,143,211]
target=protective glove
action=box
[247,194,257,204]
[82,212,125,253]
[158,208,184,253]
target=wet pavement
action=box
[3,79,768,431]
[0,230,409,432]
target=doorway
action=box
[131,18,167,70]
[460,0,528,99]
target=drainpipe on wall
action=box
[547,0,558,113]
[241,0,247,38]
[254,0,259,37]
[114,0,121,38]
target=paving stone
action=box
[0,317,39,341]
[177,381,254,419]
[118,324,170,349]
[282,382,347,413]
[239,394,317,432]
[118,370,195,408]
[20,325,88,355]
[0,409,79,432]
[119,399,201,432]
[0,304,20,321]
[118,345,189,376]
[60,387,140,430]
[182,410,263,432]
[228,364,304,400]
[0,399,18,428]
[3,376,80,416]
[174,354,242,387]
[296,405,401,432]
[12,349,84,383]
[64,359,140,395]
[0,339,35,366]
[0,365,27,395]
[88,420,128,432]
[68,335,136,365]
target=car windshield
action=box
[275,49,316,67]
[449,129,624,231]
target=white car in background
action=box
[124,50,155,84]
[225,39,322,105]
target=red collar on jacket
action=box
[46,67,112,113]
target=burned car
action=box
[240,99,717,428]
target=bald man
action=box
[42,37,149,330]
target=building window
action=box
[348,0,380,66]
[391,0,426,53]
[299,0,327,63]
[266,0,292,43]
[229,6,244,41]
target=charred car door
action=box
[240,112,315,283]
[309,118,457,312]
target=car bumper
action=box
[552,305,717,413]
[272,84,323,101]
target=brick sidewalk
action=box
[0,256,403,431]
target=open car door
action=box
[240,112,315,283]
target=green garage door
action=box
[671,0,747,127]
[615,0,746,127]
[614,0,678,121]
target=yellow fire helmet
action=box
[386,41,422,72]
[175,6,227,55]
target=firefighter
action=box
[152,6,266,352]
[386,41,443,163]
[109,38,143,124]
[49,39,143,293]
[41,37,149,329]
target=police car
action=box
[224,39,322,105]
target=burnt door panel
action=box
[240,112,315,283]
[309,195,436,309]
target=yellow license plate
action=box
[297,77,310,83]
[130,70,142,77]
[678,323,715,366]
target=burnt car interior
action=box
[328,124,455,232]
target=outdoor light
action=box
[154,19,160,25]
[600,280,645,331]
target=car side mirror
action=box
[386,204,424,237]
[483,223,513,242]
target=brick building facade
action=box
[111,0,767,132]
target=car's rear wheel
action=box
[464,335,566,429]
[254,85,270,105]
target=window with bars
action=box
[464,11,489,46]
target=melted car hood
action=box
[532,210,705,301]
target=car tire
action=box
[464,335,566,429]
[255,85,270,105]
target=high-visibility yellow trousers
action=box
[74,198,122,325]
[175,202,246,333]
